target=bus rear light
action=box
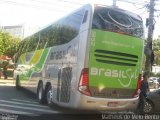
[133,74,141,98]
[78,68,91,96]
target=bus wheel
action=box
[46,85,53,106]
[37,82,46,104]
[15,76,20,90]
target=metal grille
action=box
[95,49,138,66]
[60,67,72,103]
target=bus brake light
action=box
[78,68,91,96]
[133,74,141,98]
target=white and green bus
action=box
[15,4,144,111]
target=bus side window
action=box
[15,41,25,63]
[82,11,88,24]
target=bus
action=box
[15,4,144,111]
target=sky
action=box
[0,0,160,38]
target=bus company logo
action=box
[90,67,138,87]
[90,31,96,46]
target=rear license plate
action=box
[107,102,118,107]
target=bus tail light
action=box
[133,74,141,98]
[78,68,91,96]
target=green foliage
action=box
[0,30,21,58]
[154,50,160,65]
[153,38,160,51]
[150,72,160,77]
[152,38,160,65]
[150,72,156,77]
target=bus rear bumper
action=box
[77,95,139,111]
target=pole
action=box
[113,0,117,6]
[145,0,155,75]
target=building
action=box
[23,26,41,38]
[0,24,42,39]
[152,65,160,74]
[1,25,24,38]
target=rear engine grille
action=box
[95,49,138,66]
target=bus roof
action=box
[23,3,142,40]
[93,4,142,21]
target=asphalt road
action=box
[0,80,101,120]
[0,85,62,120]
[2,79,159,120]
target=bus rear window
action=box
[92,7,144,38]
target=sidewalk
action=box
[0,77,15,86]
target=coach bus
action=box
[14,4,144,111]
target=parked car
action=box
[143,89,160,113]
[148,77,159,89]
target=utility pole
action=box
[145,0,155,75]
[113,0,117,6]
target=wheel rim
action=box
[38,86,43,100]
[144,101,153,113]
[47,88,52,104]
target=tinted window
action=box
[15,41,25,63]
[92,7,144,38]
[20,9,85,53]
[40,26,54,49]
[27,32,40,52]
[65,9,84,31]
[82,11,88,24]
[21,39,29,54]
[45,9,84,47]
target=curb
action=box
[0,78,15,83]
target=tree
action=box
[0,30,21,79]
[0,30,21,58]
[153,38,160,51]
[153,38,160,65]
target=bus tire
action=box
[37,82,46,104]
[46,85,53,106]
[15,76,20,90]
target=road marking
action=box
[0,84,15,86]
[12,99,38,104]
[0,103,59,113]
[0,108,34,115]
[0,100,48,108]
